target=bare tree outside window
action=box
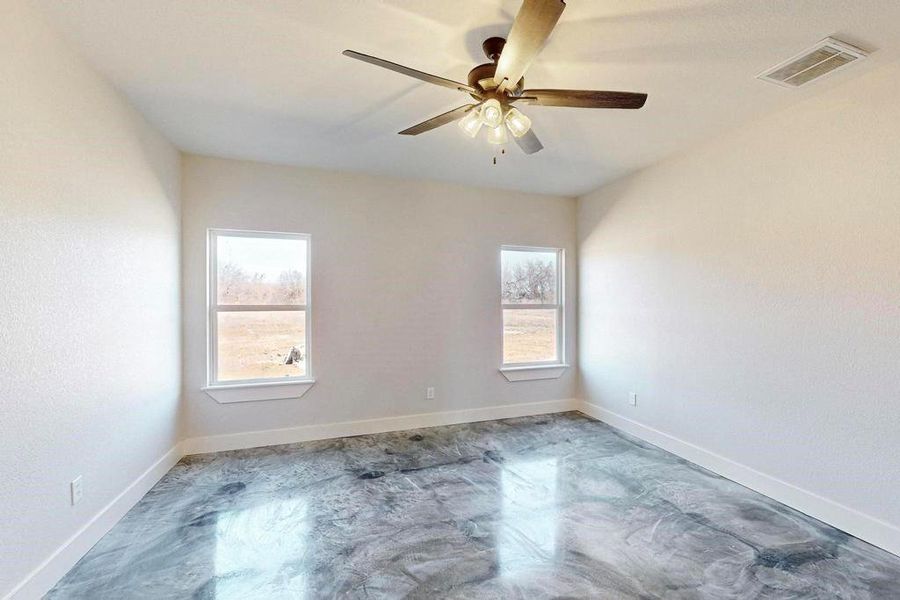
[277,269,306,304]
[217,263,306,305]
[502,258,557,304]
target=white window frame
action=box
[499,245,566,374]
[206,229,313,394]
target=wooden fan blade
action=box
[494,0,566,92]
[343,50,476,94]
[517,89,648,109]
[398,104,477,136]
[513,129,543,154]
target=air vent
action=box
[758,38,867,88]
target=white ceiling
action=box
[35,0,900,197]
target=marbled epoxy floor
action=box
[47,413,900,599]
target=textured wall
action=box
[0,1,181,595]
[578,62,900,530]
[181,155,576,439]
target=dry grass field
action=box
[217,311,306,381]
[216,308,555,381]
[502,309,557,364]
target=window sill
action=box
[499,364,569,382]
[202,379,316,404]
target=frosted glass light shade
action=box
[481,99,503,128]
[458,107,483,138]
[486,124,508,145]
[504,107,532,138]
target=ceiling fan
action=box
[343,0,647,155]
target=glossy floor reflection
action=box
[47,413,900,598]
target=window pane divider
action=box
[501,303,558,310]
[214,304,306,312]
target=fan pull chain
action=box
[492,147,507,166]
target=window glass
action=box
[216,236,307,305]
[501,247,562,366]
[501,250,557,304]
[502,309,557,364]
[210,231,310,385]
[216,311,306,381]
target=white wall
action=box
[0,1,182,596]
[182,155,576,440]
[578,62,900,551]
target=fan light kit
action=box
[458,108,483,138]
[505,108,532,138]
[343,0,648,155]
[460,102,533,144]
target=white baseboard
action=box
[5,444,184,600]
[579,400,900,557]
[183,398,578,455]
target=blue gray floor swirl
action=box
[46,412,900,599]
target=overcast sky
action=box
[217,235,307,280]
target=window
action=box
[500,246,564,367]
[208,229,311,387]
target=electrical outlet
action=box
[629,392,638,407]
[71,476,83,506]
[426,387,435,400]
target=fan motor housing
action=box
[468,37,525,99]
[467,64,524,99]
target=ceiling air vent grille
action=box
[758,38,867,88]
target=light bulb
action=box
[504,107,532,138]
[458,106,483,138]
[486,124,508,145]
[480,98,503,128]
